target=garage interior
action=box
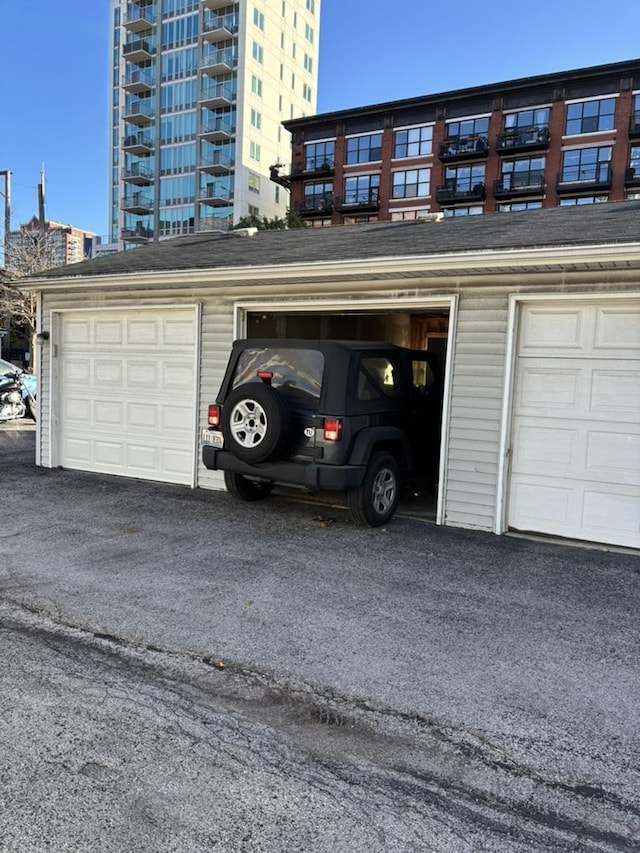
[246,308,450,521]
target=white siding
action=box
[444,294,509,530]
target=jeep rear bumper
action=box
[202,447,366,491]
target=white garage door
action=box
[57,307,198,485]
[508,301,640,548]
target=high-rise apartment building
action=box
[272,59,640,225]
[109,0,320,247]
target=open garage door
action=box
[508,301,640,548]
[56,307,198,485]
[245,306,450,520]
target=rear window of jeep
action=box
[232,347,324,406]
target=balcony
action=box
[496,126,550,154]
[629,111,640,138]
[122,67,155,94]
[200,150,235,174]
[122,161,154,184]
[121,224,153,242]
[202,0,230,9]
[122,192,154,214]
[200,81,236,109]
[200,116,235,141]
[556,164,612,195]
[493,173,546,199]
[202,12,239,42]
[296,194,334,217]
[124,98,155,125]
[334,191,380,213]
[436,183,486,204]
[123,3,157,32]
[438,136,489,162]
[123,132,154,154]
[123,37,156,63]
[201,46,237,76]
[624,166,640,187]
[199,184,234,204]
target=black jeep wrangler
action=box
[202,339,442,527]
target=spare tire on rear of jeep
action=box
[221,382,291,463]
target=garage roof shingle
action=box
[32,199,640,281]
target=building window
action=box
[630,144,640,177]
[302,181,333,211]
[303,53,313,73]
[504,107,550,130]
[251,75,262,97]
[560,146,612,183]
[343,174,380,205]
[442,206,483,217]
[392,168,430,198]
[443,164,485,192]
[341,215,378,225]
[390,208,430,221]
[306,0,315,11]
[248,204,260,216]
[445,116,489,139]
[345,133,382,165]
[304,140,335,170]
[252,41,263,63]
[253,8,265,30]
[497,201,543,212]
[559,195,609,206]
[304,23,314,43]
[249,141,261,161]
[302,83,312,102]
[291,72,295,89]
[565,98,616,135]
[250,108,262,129]
[499,156,545,190]
[248,174,260,194]
[394,125,433,158]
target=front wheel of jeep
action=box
[347,452,400,527]
[224,471,274,502]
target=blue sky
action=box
[0,0,638,239]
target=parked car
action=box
[0,358,37,419]
[202,339,442,527]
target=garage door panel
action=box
[514,423,578,468]
[93,359,124,385]
[509,300,640,548]
[590,369,640,418]
[586,431,640,480]
[94,400,124,426]
[594,306,640,352]
[582,489,640,541]
[58,308,197,485]
[518,366,579,409]
[510,481,572,525]
[520,308,584,351]
[95,320,123,344]
[62,319,91,345]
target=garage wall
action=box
[196,299,235,490]
[444,292,509,530]
[39,277,640,546]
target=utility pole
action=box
[0,170,11,268]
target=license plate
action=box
[202,429,224,448]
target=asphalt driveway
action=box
[1,420,639,849]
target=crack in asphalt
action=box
[1,595,637,852]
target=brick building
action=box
[272,58,640,224]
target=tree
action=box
[1,226,59,364]
[233,210,306,231]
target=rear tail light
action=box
[207,404,221,427]
[323,417,342,442]
[257,370,273,384]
